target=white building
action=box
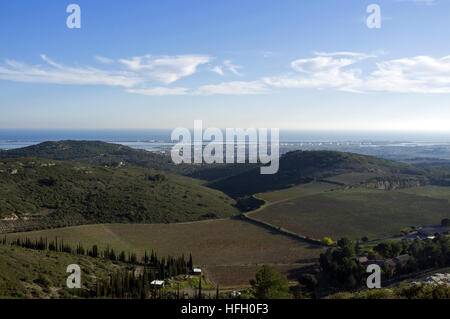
[150,280,165,288]
[193,268,202,275]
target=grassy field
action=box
[256,182,337,203]
[398,185,450,201]
[251,188,450,241]
[5,219,324,287]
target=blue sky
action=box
[1,0,450,130]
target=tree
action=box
[320,237,365,290]
[250,265,291,299]
[441,218,450,227]
[321,237,333,246]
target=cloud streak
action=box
[119,54,212,84]
[1,52,450,95]
[264,52,450,94]
[0,55,142,87]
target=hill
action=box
[0,140,256,182]
[208,150,427,197]
[0,243,122,298]
[0,157,238,233]
[0,140,176,170]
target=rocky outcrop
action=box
[363,175,429,190]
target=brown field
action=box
[205,264,313,287]
[6,218,324,286]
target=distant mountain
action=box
[0,157,238,233]
[207,150,428,197]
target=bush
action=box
[35,273,53,288]
[321,237,333,246]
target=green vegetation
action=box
[208,150,426,197]
[327,284,450,299]
[252,188,450,240]
[256,181,337,203]
[320,238,365,290]
[399,185,450,201]
[0,243,125,298]
[0,235,200,299]
[0,140,178,172]
[0,140,256,182]
[321,237,333,246]
[0,157,238,232]
[250,265,291,299]
[320,235,450,292]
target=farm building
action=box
[418,225,450,237]
[385,254,410,268]
[193,268,202,275]
[355,256,369,264]
[150,280,165,288]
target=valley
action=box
[1,140,449,294]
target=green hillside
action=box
[0,140,255,182]
[0,140,176,170]
[208,150,427,197]
[0,157,238,233]
[0,244,120,298]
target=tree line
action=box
[319,235,450,291]
[1,236,193,281]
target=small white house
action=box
[150,280,165,288]
[193,268,202,275]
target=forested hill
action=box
[208,150,428,197]
[0,157,239,233]
[0,140,256,181]
[1,141,439,199]
[0,140,177,171]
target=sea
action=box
[1,129,450,154]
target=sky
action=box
[1,0,450,131]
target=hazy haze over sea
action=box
[1,129,450,161]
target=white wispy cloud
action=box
[194,81,268,95]
[2,52,450,96]
[396,0,435,5]
[127,87,189,96]
[119,54,212,84]
[94,55,114,64]
[0,55,142,87]
[223,60,243,76]
[263,52,450,94]
[263,52,366,91]
[210,60,243,76]
[211,65,224,75]
[361,55,450,93]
